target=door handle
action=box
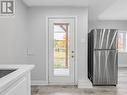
[71,51,75,58]
[72,51,74,53]
[72,55,74,58]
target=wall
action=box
[89,20,127,31]
[118,53,127,67]
[89,20,127,67]
[27,7,88,83]
[0,0,28,64]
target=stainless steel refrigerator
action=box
[88,29,118,86]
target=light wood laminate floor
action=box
[32,67,127,95]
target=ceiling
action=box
[23,0,112,7]
[23,0,127,20]
[99,0,127,20]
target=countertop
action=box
[0,64,34,94]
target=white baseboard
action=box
[118,65,127,68]
[32,79,93,88]
[31,80,48,85]
[31,80,77,85]
[48,82,76,85]
[78,79,93,88]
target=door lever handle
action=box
[72,55,74,58]
[72,51,74,53]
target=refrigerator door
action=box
[93,50,118,85]
[93,29,118,49]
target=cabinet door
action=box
[4,77,28,95]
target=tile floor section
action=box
[32,67,127,95]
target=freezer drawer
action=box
[93,50,118,85]
[93,29,118,49]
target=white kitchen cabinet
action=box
[5,77,27,95]
[1,73,30,95]
[0,65,34,95]
[1,73,31,95]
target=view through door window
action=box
[54,23,70,76]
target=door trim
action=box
[46,16,78,85]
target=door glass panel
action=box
[54,23,70,76]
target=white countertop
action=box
[0,64,34,93]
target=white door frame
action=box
[46,16,78,85]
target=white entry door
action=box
[48,17,75,84]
